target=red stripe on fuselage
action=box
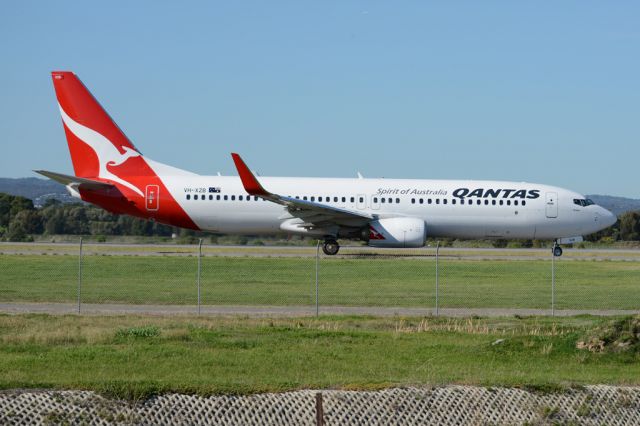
[78,162,200,231]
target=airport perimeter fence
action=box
[1,240,639,316]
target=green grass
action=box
[0,314,638,399]
[0,254,639,309]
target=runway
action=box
[2,242,640,261]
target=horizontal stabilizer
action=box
[34,170,117,191]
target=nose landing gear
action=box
[322,239,340,256]
[552,242,563,257]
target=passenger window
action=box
[224,195,228,200]
[522,200,526,206]
[319,197,323,202]
[334,197,338,202]
[468,199,473,205]
[507,200,511,206]
[492,200,496,205]
[452,199,456,205]
[311,196,315,202]
[186,194,191,200]
[443,199,447,205]
[194,194,198,200]
[342,197,346,202]
[436,199,440,205]
[373,197,378,203]
[303,196,308,200]
[499,200,503,205]
[239,195,243,201]
[419,199,423,204]
[396,198,400,204]
[411,198,415,204]
[359,197,364,203]
[477,200,481,205]
[484,200,489,205]
[428,199,432,204]
[216,195,221,200]
[350,197,355,202]
[514,200,519,206]
[381,198,385,203]
[231,195,236,201]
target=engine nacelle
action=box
[366,217,426,248]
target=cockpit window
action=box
[573,198,595,207]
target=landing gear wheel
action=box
[552,245,563,257]
[322,239,340,256]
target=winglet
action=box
[231,153,270,196]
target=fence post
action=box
[435,241,440,317]
[315,392,324,426]
[197,238,203,315]
[315,240,320,317]
[551,250,555,317]
[77,237,83,314]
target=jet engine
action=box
[366,217,426,248]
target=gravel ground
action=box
[1,302,638,317]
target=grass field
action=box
[0,253,638,309]
[0,314,638,398]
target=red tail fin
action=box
[51,71,140,178]
[48,71,199,230]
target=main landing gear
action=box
[322,239,340,256]
[552,242,563,257]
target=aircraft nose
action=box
[599,207,617,228]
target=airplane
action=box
[37,71,617,257]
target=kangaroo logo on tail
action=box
[58,104,144,197]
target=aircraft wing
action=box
[231,153,373,228]
[34,170,117,191]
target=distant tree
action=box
[66,206,90,234]
[6,210,41,241]
[619,211,640,241]
[0,193,34,228]
[42,198,61,208]
[492,239,508,248]
[0,192,209,239]
[43,208,66,235]
[10,196,34,217]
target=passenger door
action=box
[545,192,558,218]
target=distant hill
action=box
[0,177,75,206]
[1,177,639,215]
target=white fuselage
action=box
[160,175,616,240]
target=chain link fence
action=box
[1,240,639,316]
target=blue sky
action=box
[1,2,638,197]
